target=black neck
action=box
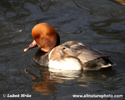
[56,34,60,46]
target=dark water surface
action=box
[0,0,125,100]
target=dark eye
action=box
[63,47,66,49]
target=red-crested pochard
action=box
[24,23,113,70]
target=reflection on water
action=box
[113,0,125,5]
[25,67,117,95]
[0,0,125,100]
[25,67,82,95]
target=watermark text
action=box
[3,94,32,98]
[72,94,124,99]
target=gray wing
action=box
[63,41,105,64]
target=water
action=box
[0,0,125,100]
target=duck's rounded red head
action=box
[24,23,60,52]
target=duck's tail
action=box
[83,56,113,71]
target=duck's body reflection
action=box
[25,67,82,95]
[25,67,116,95]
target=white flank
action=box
[49,58,82,70]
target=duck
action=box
[24,23,113,70]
